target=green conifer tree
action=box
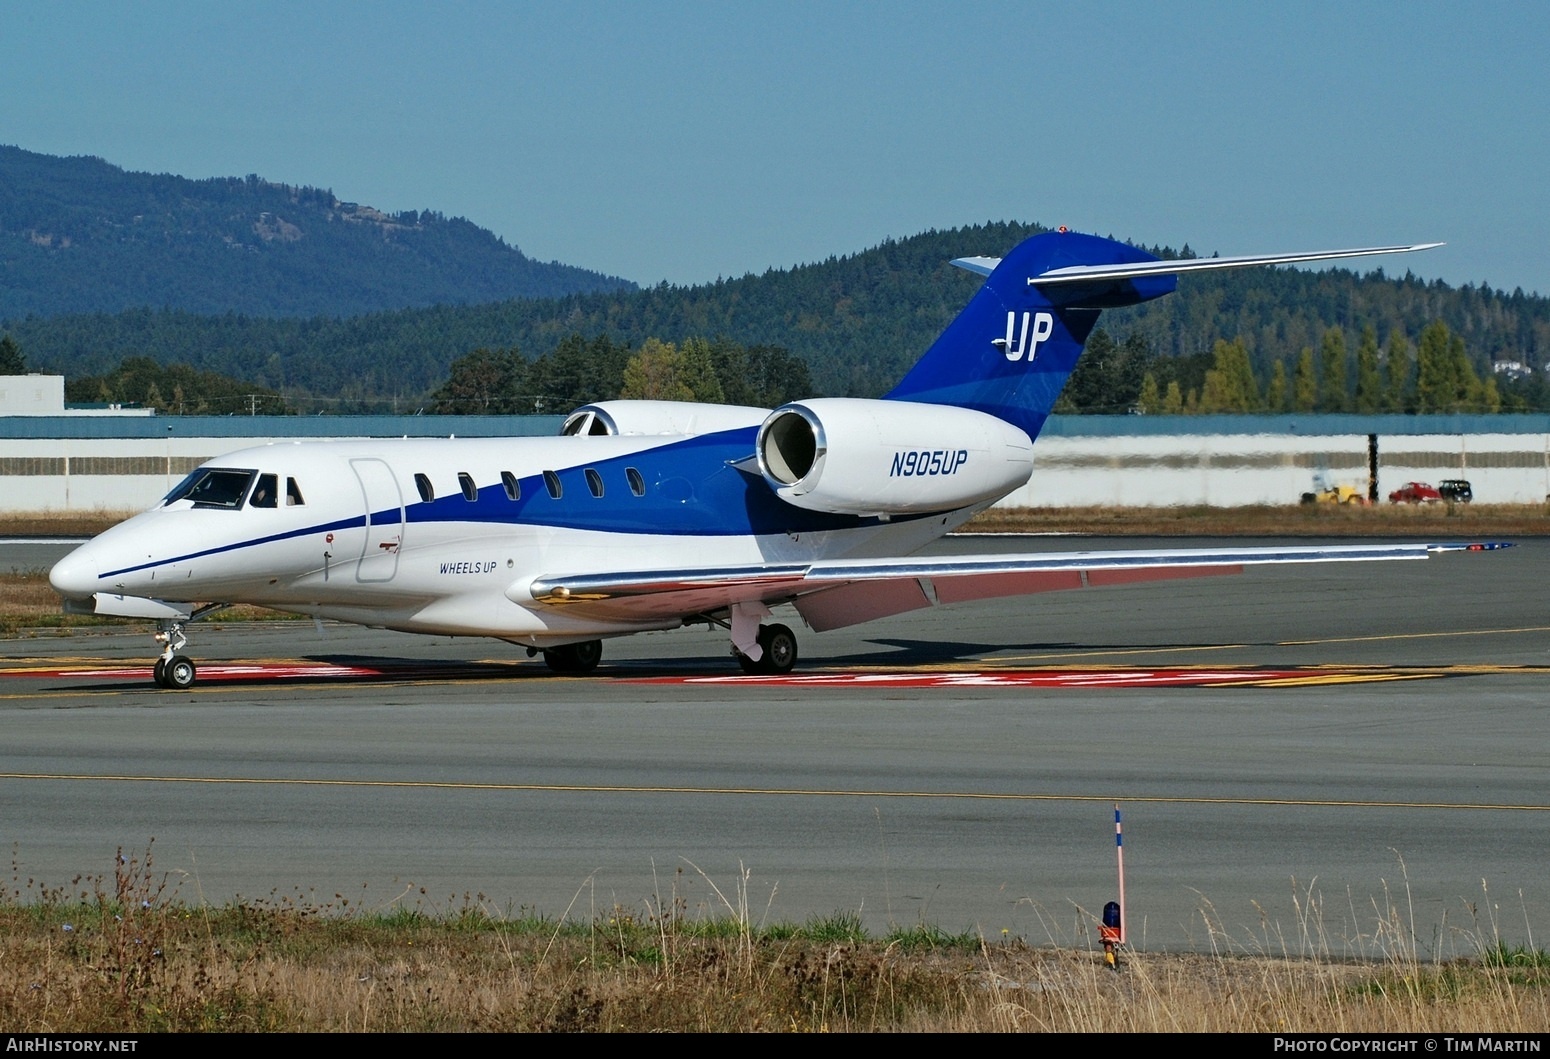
[1292,348,1318,412]
[1354,325,1382,413]
[1385,328,1412,413]
[1319,327,1349,412]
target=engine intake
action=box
[756,399,1032,516]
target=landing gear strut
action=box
[149,604,225,689]
[736,623,798,675]
[543,639,603,674]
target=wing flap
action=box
[795,578,935,632]
[1083,564,1241,587]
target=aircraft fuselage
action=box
[49,430,985,646]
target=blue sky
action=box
[4,1,1547,294]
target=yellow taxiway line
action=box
[0,771,1545,813]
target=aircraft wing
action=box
[523,541,1505,632]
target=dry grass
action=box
[8,503,1550,544]
[964,502,1550,537]
[1,510,138,537]
[3,849,1546,1032]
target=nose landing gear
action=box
[153,654,197,690]
[149,604,226,689]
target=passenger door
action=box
[351,458,404,583]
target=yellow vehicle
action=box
[1300,482,1368,505]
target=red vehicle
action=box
[1388,481,1443,504]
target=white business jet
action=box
[50,230,1495,688]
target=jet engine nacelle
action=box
[756,398,1033,516]
[562,401,768,437]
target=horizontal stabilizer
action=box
[950,243,1441,286]
[1029,243,1442,286]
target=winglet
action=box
[1427,541,1514,553]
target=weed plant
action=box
[3,847,1547,1032]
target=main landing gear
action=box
[725,602,799,675]
[736,623,798,675]
[543,639,603,674]
[148,605,226,689]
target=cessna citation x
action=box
[50,229,1499,689]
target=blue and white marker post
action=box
[1100,803,1125,967]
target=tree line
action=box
[3,318,1533,418]
[430,334,815,414]
[63,356,293,415]
[9,220,1548,411]
[1056,319,1523,415]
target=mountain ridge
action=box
[0,145,635,318]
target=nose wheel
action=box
[153,655,197,689]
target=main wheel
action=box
[756,623,798,675]
[543,639,603,674]
[164,655,196,690]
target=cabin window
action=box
[585,468,604,498]
[286,477,305,506]
[163,468,256,510]
[458,472,478,502]
[415,473,434,503]
[250,473,278,509]
[543,470,562,499]
[626,467,646,497]
[502,471,520,500]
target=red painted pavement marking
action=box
[626,668,1326,688]
[40,663,388,681]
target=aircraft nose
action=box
[49,551,100,600]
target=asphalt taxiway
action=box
[2,535,1545,953]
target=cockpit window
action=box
[163,468,256,510]
[286,477,305,506]
[250,473,278,508]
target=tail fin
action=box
[885,230,1171,440]
[886,230,1440,439]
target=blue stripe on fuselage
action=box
[403,429,898,536]
[98,429,919,582]
[100,514,366,579]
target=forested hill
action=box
[0,145,634,318]
[7,219,1548,409]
